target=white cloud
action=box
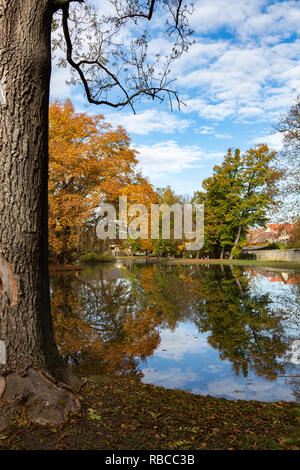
[198,126,215,134]
[166,1,300,122]
[50,64,73,100]
[92,0,117,16]
[215,133,232,139]
[252,131,284,150]
[105,109,193,135]
[188,0,263,35]
[176,39,299,121]
[183,98,237,120]
[195,126,231,139]
[240,1,300,41]
[189,0,300,43]
[135,140,223,175]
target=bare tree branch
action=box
[58,0,191,111]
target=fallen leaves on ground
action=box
[1,374,299,450]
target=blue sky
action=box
[50,0,300,197]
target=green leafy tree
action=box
[193,145,282,259]
[125,238,142,254]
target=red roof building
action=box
[247,223,295,245]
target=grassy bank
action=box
[166,259,300,271]
[79,252,113,264]
[1,375,299,450]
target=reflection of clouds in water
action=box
[249,271,299,300]
[201,377,295,402]
[140,314,299,402]
[203,364,224,374]
[142,368,297,402]
[288,340,300,365]
[142,367,199,389]
[248,270,300,337]
[155,323,209,361]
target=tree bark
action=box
[0,0,80,430]
[229,225,242,260]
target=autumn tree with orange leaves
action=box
[49,100,155,263]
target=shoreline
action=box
[49,258,300,272]
[115,256,300,271]
[49,264,83,273]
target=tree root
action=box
[53,366,83,392]
[0,368,81,431]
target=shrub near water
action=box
[79,252,113,264]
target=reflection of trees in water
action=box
[133,263,299,389]
[288,378,300,402]
[51,271,161,377]
[51,264,299,396]
[127,264,197,329]
[242,268,300,401]
[189,266,290,379]
[247,268,300,327]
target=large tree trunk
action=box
[0,0,80,430]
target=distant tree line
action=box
[49,98,300,263]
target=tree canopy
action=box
[49,99,156,262]
[192,145,282,258]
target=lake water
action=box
[50,261,300,402]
